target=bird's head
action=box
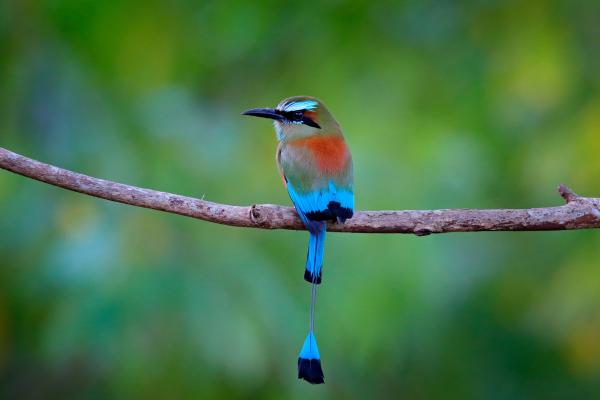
[242,96,340,141]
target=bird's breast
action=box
[287,135,350,173]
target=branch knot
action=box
[249,204,269,227]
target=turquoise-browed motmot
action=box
[243,96,354,384]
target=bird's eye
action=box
[292,111,303,120]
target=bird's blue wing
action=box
[286,180,354,224]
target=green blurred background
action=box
[2,0,600,398]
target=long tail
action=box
[298,225,326,384]
[304,228,326,284]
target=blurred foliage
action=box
[2,0,600,398]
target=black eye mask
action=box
[282,110,321,129]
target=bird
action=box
[242,96,354,384]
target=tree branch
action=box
[2,146,600,235]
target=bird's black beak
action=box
[241,108,284,121]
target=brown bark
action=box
[2,146,600,235]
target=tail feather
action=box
[300,223,327,384]
[304,228,326,284]
[298,332,324,384]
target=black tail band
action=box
[298,357,324,384]
[304,269,322,284]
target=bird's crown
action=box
[277,97,319,112]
